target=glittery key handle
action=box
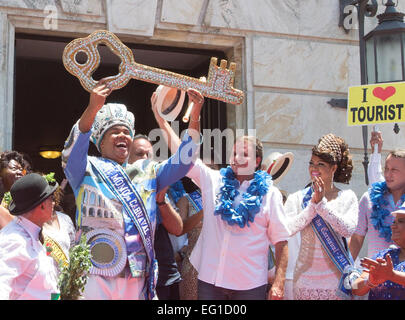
[62,30,134,92]
[63,30,245,105]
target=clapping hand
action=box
[311,176,325,204]
[360,254,394,286]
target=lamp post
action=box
[352,0,405,185]
[356,0,378,186]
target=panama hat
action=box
[155,85,185,121]
[9,173,58,215]
[263,152,294,184]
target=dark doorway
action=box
[13,33,228,185]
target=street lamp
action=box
[350,0,405,185]
[364,0,405,85]
[365,0,405,135]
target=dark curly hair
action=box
[0,151,25,173]
[312,134,353,184]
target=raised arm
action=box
[62,79,111,190]
[78,79,112,133]
[152,89,204,192]
[368,130,384,185]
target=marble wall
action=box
[0,0,403,198]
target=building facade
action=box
[0,0,404,198]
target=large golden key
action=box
[63,30,244,105]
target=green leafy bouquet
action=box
[58,235,92,300]
[1,191,12,208]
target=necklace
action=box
[214,166,272,228]
[370,181,405,243]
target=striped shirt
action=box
[355,191,401,258]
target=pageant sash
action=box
[302,187,361,299]
[186,190,203,213]
[89,157,157,300]
[43,235,69,268]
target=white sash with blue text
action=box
[89,157,157,300]
[302,187,361,299]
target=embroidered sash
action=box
[302,187,360,299]
[43,235,69,268]
[186,190,203,213]
[89,157,157,300]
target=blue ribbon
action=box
[302,187,360,299]
[187,190,203,212]
[89,157,157,300]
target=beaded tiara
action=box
[91,103,135,152]
[316,133,343,163]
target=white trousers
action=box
[83,275,145,300]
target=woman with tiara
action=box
[284,134,359,300]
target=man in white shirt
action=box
[0,173,59,300]
[151,88,290,299]
[188,137,290,300]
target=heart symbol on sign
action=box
[372,86,396,102]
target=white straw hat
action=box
[262,152,294,184]
[155,85,185,121]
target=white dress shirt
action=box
[0,216,58,300]
[188,159,290,290]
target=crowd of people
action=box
[0,79,405,300]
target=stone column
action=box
[0,13,14,152]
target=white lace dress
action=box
[285,189,358,300]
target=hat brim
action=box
[392,209,405,217]
[267,152,294,184]
[156,85,185,122]
[9,183,58,216]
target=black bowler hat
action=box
[9,173,58,215]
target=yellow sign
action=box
[347,82,405,126]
